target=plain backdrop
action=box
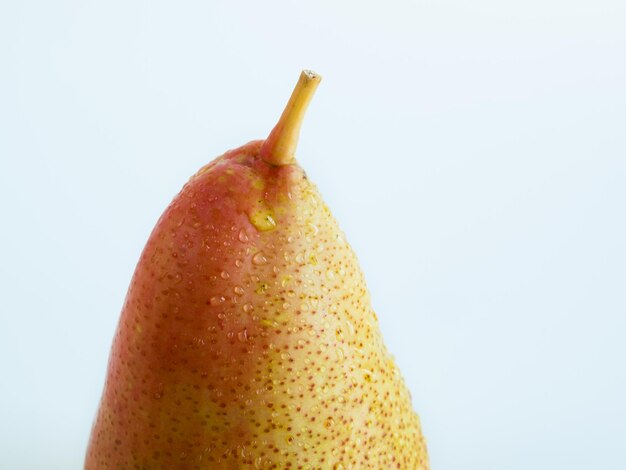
[1,1,625,469]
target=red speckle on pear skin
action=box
[85,140,429,469]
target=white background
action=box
[1,1,625,469]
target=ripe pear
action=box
[86,71,429,469]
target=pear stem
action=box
[260,70,322,166]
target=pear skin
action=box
[86,71,429,469]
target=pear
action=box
[86,71,429,469]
